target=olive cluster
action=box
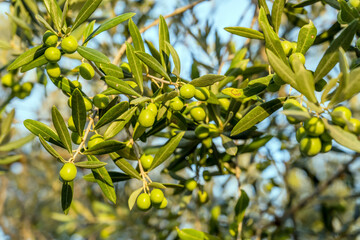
[136,188,167,211]
[1,72,33,99]
[184,179,209,204]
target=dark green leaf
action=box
[231,98,283,136]
[159,15,170,71]
[84,12,135,43]
[0,109,15,144]
[71,0,103,31]
[75,160,107,169]
[35,14,56,33]
[7,45,47,71]
[99,63,126,79]
[266,49,297,87]
[52,106,72,153]
[292,58,317,103]
[104,75,141,97]
[126,42,144,93]
[61,0,69,29]
[149,131,185,170]
[95,101,129,130]
[135,51,172,82]
[77,46,110,64]
[71,89,86,136]
[148,182,166,189]
[258,0,270,15]
[271,0,285,34]
[296,20,317,55]
[190,74,225,87]
[220,134,237,156]
[50,76,77,95]
[84,140,126,155]
[21,55,48,73]
[110,153,141,180]
[24,119,64,148]
[61,181,73,215]
[83,171,131,182]
[38,135,65,163]
[339,0,359,23]
[145,40,161,63]
[87,155,116,204]
[314,20,358,82]
[224,27,264,40]
[128,18,145,52]
[103,107,137,139]
[235,189,249,223]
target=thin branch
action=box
[112,0,208,65]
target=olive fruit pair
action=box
[136,189,167,211]
[331,106,360,135]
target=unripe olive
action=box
[194,87,210,101]
[218,98,230,111]
[147,103,158,115]
[296,126,306,142]
[170,97,184,111]
[68,96,93,111]
[289,52,305,65]
[72,80,82,89]
[185,179,197,191]
[150,189,164,204]
[157,197,167,209]
[203,170,211,182]
[88,134,104,149]
[281,41,293,56]
[79,63,95,80]
[180,84,195,99]
[136,193,151,211]
[43,30,58,47]
[138,109,156,128]
[190,107,206,122]
[68,116,76,132]
[198,190,208,204]
[44,47,61,63]
[321,141,332,153]
[93,94,110,109]
[1,73,13,88]
[140,154,153,170]
[349,0,360,8]
[46,63,61,78]
[344,118,360,135]
[304,117,325,136]
[71,132,82,145]
[320,131,332,142]
[60,162,77,182]
[195,125,210,139]
[283,99,301,110]
[331,106,351,127]
[300,136,321,157]
[61,35,78,53]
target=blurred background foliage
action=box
[1,0,360,239]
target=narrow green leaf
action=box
[7,45,47,71]
[331,67,360,106]
[145,40,161,63]
[177,228,220,240]
[0,155,22,165]
[231,98,283,136]
[110,153,141,180]
[95,101,129,130]
[35,14,56,33]
[6,13,32,32]
[159,15,170,71]
[128,18,145,52]
[281,109,311,121]
[294,0,320,8]
[38,135,65,163]
[71,89,86,136]
[314,20,359,82]
[87,155,116,204]
[148,182,166,189]
[165,42,181,76]
[84,140,126,155]
[258,0,271,15]
[135,51,172,81]
[71,0,103,31]
[296,20,317,55]
[43,0,63,31]
[162,183,184,188]
[190,74,225,87]
[128,187,143,211]
[292,58,317,103]
[0,109,15,144]
[323,119,360,152]
[77,46,110,64]
[235,189,249,223]
[24,119,64,148]
[0,135,34,152]
[99,62,126,79]
[149,131,185,170]
[83,171,131,182]
[83,20,96,45]
[259,7,288,65]
[130,97,150,105]
[61,0,69,29]
[126,42,144,93]
[220,134,238,156]
[21,55,48,73]
[75,160,107,169]
[271,0,285,34]
[329,48,349,106]
[339,0,359,23]
[103,107,137,139]
[224,27,264,40]
[104,75,141,97]
[84,12,135,44]
[52,106,72,153]
[266,49,297,87]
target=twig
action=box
[112,0,208,65]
